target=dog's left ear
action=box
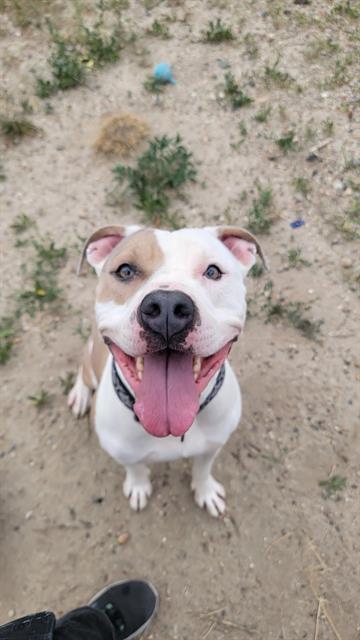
[213,226,268,273]
[77,224,142,275]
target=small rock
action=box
[8,610,15,618]
[334,180,344,191]
[117,532,130,545]
[341,257,352,269]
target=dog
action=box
[68,225,266,517]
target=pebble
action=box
[117,532,130,545]
[341,257,352,269]
[334,180,345,191]
[8,610,15,618]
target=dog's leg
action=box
[123,463,152,512]
[191,450,226,517]
[68,365,93,418]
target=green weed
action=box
[248,187,273,234]
[254,106,271,123]
[113,135,196,226]
[74,319,92,342]
[143,76,166,93]
[332,2,359,19]
[293,176,311,197]
[287,248,311,269]
[336,199,360,240]
[276,131,297,154]
[203,18,234,43]
[59,371,75,395]
[243,33,259,59]
[305,38,340,61]
[319,475,346,498]
[147,19,171,38]
[249,263,264,278]
[36,12,122,98]
[264,297,322,340]
[264,57,293,88]
[28,388,50,408]
[223,72,253,110]
[21,99,34,114]
[0,116,38,140]
[0,316,16,365]
[10,214,36,234]
[17,239,67,316]
[36,39,84,97]
[322,118,335,136]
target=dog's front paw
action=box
[192,475,226,518]
[123,476,152,512]
[68,374,92,418]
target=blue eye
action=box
[204,264,223,281]
[114,263,136,281]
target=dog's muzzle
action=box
[138,290,196,347]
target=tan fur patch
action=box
[82,326,109,390]
[97,229,164,304]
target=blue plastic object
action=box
[290,219,305,229]
[153,63,176,84]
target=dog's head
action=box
[79,225,266,438]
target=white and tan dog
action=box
[68,225,265,517]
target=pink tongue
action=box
[134,351,199,437]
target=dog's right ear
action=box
[77,224,142,276]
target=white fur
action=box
[94,357,241,515]
[70,226,256,517]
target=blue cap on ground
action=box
[153,63,176,84]
[290,219,305,229]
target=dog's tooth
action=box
[193,356,201,381]
[136,357,144,380]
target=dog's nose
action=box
[139,290,195,342]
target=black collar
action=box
[111,358,225,424]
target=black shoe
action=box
[89,580,158,640]
[0,611,55,639]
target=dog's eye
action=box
[203,264,223,281]
[114,263,136,281]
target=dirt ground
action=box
[1,1,360,638]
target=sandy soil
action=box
[1,1,360,638]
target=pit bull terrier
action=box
[68,225,266,517]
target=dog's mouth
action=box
[105,339,234,438]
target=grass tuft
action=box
[254,106,272,123]
[10,214,36,234]
[36,13,123,98]
[293,176,311,197]
[248,187,273,234]
[28,388,51,408]
[0,116,39,140]
[147,19,171,39]
[319,475,346,498]
[113,134,196,226]
[59,371,75,395]
[264,296,322,340]
[287,248,311,269]
[17,239,67,316]
[203,18,234,43]
[264,57,293,88]
[276,131,297,154]
[223,72,253,110]
[143,75,168,93]
[0,317,16,365]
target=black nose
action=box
[139,290,195,343]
